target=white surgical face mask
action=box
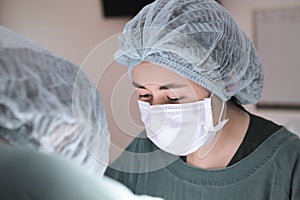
[137,95,228,156]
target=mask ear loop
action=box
[218,100,226,123]
[208,92,225,124]
[196,97,227,160]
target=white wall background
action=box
[0,0,132,63]
[1,0,300,160]
[221,0,300,132]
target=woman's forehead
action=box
[132,62,210,101]
[132,62,189,85]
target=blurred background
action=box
[1,0,299,161]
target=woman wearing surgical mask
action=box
[105,0,300,199]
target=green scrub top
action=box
[105,115,300,200]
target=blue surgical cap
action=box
[0,26,110,177]
[114,0,263,105]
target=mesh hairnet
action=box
[0,26,110,177]
[114,0,263,104]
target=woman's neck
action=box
[186,102,250,169]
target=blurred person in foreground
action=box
[0,25,162,200]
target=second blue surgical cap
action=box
[114,0,263,105]
[0,26,110,177]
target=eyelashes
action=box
[138,94,181,103]
[138,94,152,100]
[167,96,180,103]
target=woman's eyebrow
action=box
[159,83,186,90]
[132,81,146,89]
[132,81,186,90]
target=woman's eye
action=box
[138,94,152,100]
[167,96,180,103]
